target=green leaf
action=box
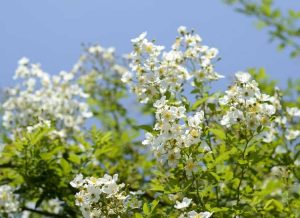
[210,128,226,140]
[135,213,143,218]
[191,97,208,110]
[264,199,284,212]
[210,172,220,181]
[150,199,159,213]
[238,159,248,165]
[40,152,53,161]
[150,184,164,192]
[143,203,150,215]
[60,158,71,174]
[256,20,267,30]
[211,207,229,212]
[68,153,81,164]
[136,125,154,133]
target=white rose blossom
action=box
[175,197,192,209]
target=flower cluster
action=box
[70,173,141,217]
[219,72,277,129]
[285,106,300,140]
[78,44,129,82]
[126,27,224,173]
[0,185,19,214]
[2,57,92,137]
[143,96,204,171]
[125,26,223,103]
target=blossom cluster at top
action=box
[2,57,92,138]
[123,26,223,103]
[70,173,142,218]
[77,44,129,84]
[123,27,225,173]
[219,71,278,130]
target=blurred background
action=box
[0,0,299,88]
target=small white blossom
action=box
[285,129,300,140]
[175,197,192,209]
[287,107,300,117]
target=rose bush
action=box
[0,26,300,217]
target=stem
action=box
[193,173,205,209]
[236,137,250,206]
[0,163,15,168]
[22,207,63,218]
[203,106,220,206]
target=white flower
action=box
[184,158,199,176]
[165,149,181,168]
[294,159,300,166]
[153,96,167,108]
[131,32,147,43]
[175,197,192,209]
[178,26,187,34]
[235,71,251,83]
[187,211,212,218]
[275,145,287,154]
[188,111,204,128]
[121,71,133,83]
[285,129,300,140]
[70,174,84,188]
[287,107,300,117]
[86,186,101,202]
[18,57,29,65]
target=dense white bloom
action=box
[175,197,192,209]
[71,173,141,217]
[123,27,225,171]
[2,58,92,137]
[0,185,19,214]
[126,26,223,104]
[220,71,277,129]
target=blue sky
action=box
[0,0,299,88]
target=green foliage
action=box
[224,0,300,58]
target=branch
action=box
[22,207,63,218]
[0,163,15,168]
